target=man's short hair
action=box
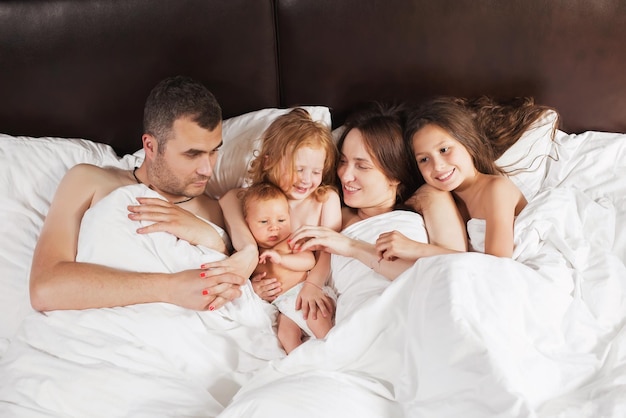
[143,75,222,149]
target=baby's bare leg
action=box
[277,313,304,354]
[307,311,333,340]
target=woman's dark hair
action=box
[336,101,421,208]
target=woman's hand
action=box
[128,197,226,253]
[289,225,353,257]
[375,230,422,262]
[169,266,245,311]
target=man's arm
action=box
[30,165,241,312]
[129,196,229,255]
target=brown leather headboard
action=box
[277,0,626,134]
[1,0,625,156]
[0,0,279,156]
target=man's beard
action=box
[148,155,206,198]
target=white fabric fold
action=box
[0,184,284,417]
[220,204,626,418]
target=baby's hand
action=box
[259,249,282,265]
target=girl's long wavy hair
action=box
[404,96,559,176]
[248,108,337,202]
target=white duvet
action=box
[218,132,626,418]
[1,129,626,418]
[0,184,283,417]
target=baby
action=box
[242,182,335,353]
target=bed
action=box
[1,1,625,417]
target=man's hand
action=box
[128,197,226,253]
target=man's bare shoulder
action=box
[68,163,132,178]
[65,163,135,204]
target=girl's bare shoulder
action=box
[485,175,520,196]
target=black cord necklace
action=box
[132,167,195,205]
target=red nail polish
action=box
[209,306,215,311]
[200,272,206,278]
[202,290,208,296]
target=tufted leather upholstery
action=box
[0,0,278,155]
[1,0,625,155]
[276,0,626,133]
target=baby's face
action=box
[245,197,292,248]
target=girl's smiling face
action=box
[278,146,326,201]
[411,124,476,192]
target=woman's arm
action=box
[290,225,414,281]
[375,230,461,262]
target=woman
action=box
[288,102,453,321]
[218,102,468,418]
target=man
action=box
[29,76,258,312]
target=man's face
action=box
[148,117,222,201]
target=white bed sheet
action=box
[0,128,625,418]
[0,181,283,417]
[219,131,626,418]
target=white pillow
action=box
[495,110,560,201]
[209,106,331,198]
[0,134,132,355]
[129,106,332,199]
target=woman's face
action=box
[277,146,325,201]
[337,128,398,213]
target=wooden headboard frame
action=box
[1,0,625,156]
